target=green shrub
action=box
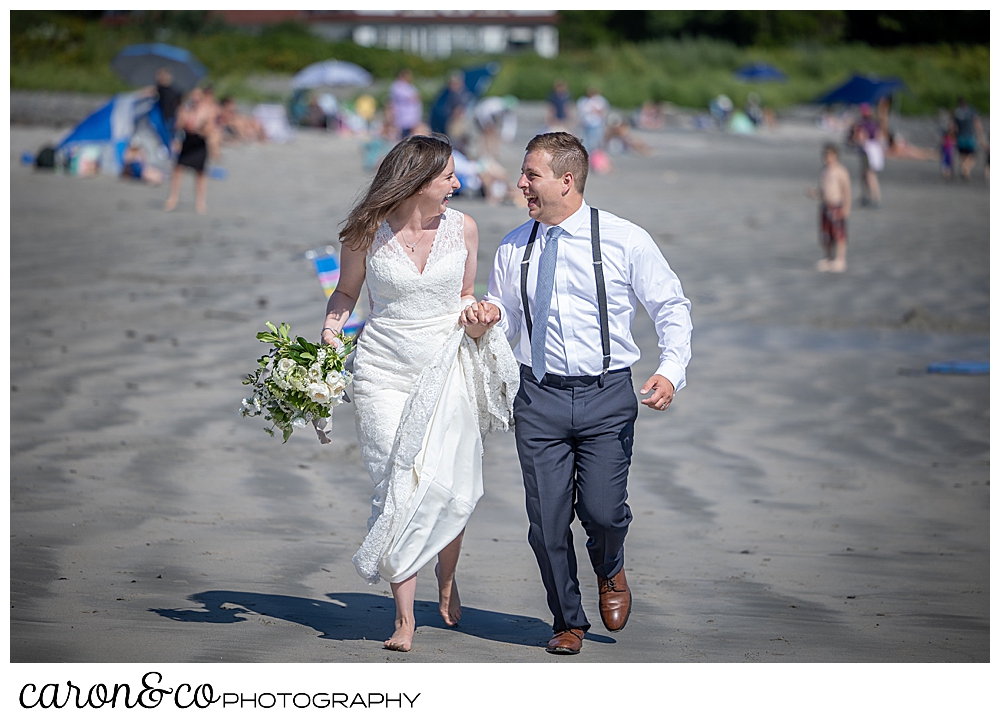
[9,12,989,115]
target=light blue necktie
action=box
[531,226,562,381]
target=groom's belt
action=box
[520,364,629,388]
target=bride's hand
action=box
[459,303,480,327]
[320,326,339,345]
[462,302,499,339]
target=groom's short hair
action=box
[526,132,589,193]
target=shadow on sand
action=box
[151,591,617,649]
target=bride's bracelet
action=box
[321,327,337,336]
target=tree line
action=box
[558,11,989,48]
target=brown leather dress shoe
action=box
[546,628,584,655]
[598,568,632,632]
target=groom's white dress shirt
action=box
[485,202,692,392]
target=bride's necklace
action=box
[400,226,431,253]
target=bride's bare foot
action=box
[435,563,462,627]
[164,197,178,212]
[384,618,414,652]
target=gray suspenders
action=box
[520,207,612,385]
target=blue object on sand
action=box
[208,166,228,180]
[21,151,35,165]
[814,74,907,106]
[734,62,787,83]
[927,361,989,375]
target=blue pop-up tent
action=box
[814,74,907,106]
[56,91,173,175]
[462,62,501,96]
[429,63,501,134]
[734,62,787,82]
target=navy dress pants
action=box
[514,365,637,633]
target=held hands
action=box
[460,301,500,339]
[640,374,675,412]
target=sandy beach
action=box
[10,99,988,675]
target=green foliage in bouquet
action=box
[241,321,354,442]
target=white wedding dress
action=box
[350,208,518,585]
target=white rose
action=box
[307,382,332,404]
[327,375,347,396]
[291,416,307,429]
[277,358,295,373]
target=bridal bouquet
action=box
[241,321,354,442]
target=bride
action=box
[320,134,518,652]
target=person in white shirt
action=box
[576,87,609,153]
[463,132,692,654]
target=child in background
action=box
[807,143,852,273]
[941,128,956,179]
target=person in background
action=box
[940,125,957,179]
[165,88,218,214]
[452,148,525,207]
[952,97,985,182]
[634,101,665,131]
[389,69,423,139]
[429,72,472,136]
[807,143,852,273]
[303,94,329,129]
[199,85,223,160]
[353,94,377,134]
[605,113,652,156]
[885,131,936,161]
[121,137,164,185]
[849,103,884,207]
[576,87,609,153]
[318,93,340,130]
[218,96,265,143]
[709,94,734,129]
[546,79,573,132]
[155,67,182,134]
[473,95,517,160]
[744,92,765,127]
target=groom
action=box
[467,132,692,654]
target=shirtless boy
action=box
[808,143,851,273]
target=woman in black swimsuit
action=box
[165,88,218,214]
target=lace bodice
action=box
[366,208,467,320]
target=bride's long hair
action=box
[340,134,454,252]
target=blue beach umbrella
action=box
[733,62,787,83]
[291,60,373,89]
[814,74,907,106]
[112,43,208,93]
